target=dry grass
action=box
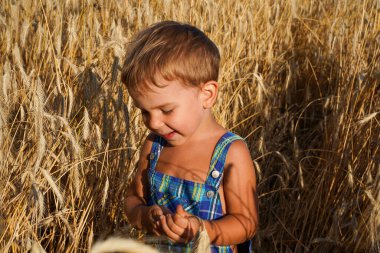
[0,0,379,252]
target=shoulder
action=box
[224,134,255,178]
[226,137,251,164]
[224,132,249,158]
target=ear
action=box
[200,81,219,109]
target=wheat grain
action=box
[83,107,90,140]
[0,104,6,152]
[253,72,266,105]
[253,160,262,182]
[62,130,81,157]
[2,60,11,103]
[10,4,20,38]
[347,164,354,188]
[87,223,94,252]
[35,22,43,56]
[95,124,102,149]
[31,183,45,221]
[298,163,304,189]
[94,16,104,47]
[54,15,62,57]
[41,169,64,207]
[275,151,290,169]
[67,86,74,118]
[34,77,45,136]
[55,115,81,155]
[101,176,109,210]
[13,44,30,88]
[72,164,81,198]
[5,29,11,54]
[20,20,30,47]
[358,112,378,125]
[34,134,46,173]
[21,170,33,185]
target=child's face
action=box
[129,75,207,146]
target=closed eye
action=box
[162,108,174,115]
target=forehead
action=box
[130,77,199,108]
[130,73,182,95]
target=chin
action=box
[165,139,183,147]
[165,136,187,146]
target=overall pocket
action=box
[154,190,200,215]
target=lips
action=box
[162,131,175,139]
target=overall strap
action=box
[149,134,165,173]
[205,132,244,189]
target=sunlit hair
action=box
[121,21,220,94]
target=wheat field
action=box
[0,0,379,252]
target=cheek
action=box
[182,105,203,126]
[168,111,190,129]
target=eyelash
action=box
[162,109,173,114]
[140,109,173,117]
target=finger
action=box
[150,207,165,224]
[155,220,166,234]
[146,221,161,236]
[159,215,187,243]
[172,214,188,229]
[175,204,191,218]
[152,213,164,222]
[149,212,158,223]
[166,214,187,235]
[152,227,162,236]
[152,208,163,216]
[145,219,160,236]
[151,207,164,220]
[161,205,173,215]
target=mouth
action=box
[162,131,176,139]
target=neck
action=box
[192,110,224,142]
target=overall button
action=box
[150,153,155,160]
[211,170,220,178]
[206,190,214,198]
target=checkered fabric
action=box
[147,132,248,253]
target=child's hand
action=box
[145,205,172,236]
[159,205,202,244]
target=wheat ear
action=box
[191,217,211,253]
[90,237,159,253]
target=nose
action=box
[146,114,164,130]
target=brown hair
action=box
[121,21,220,93]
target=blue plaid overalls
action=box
[147,132,252,253]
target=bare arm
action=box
[125,133,170,233]
[204,140,258,245]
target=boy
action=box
[122,21,258,253]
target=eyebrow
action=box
[133,102,176,110]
